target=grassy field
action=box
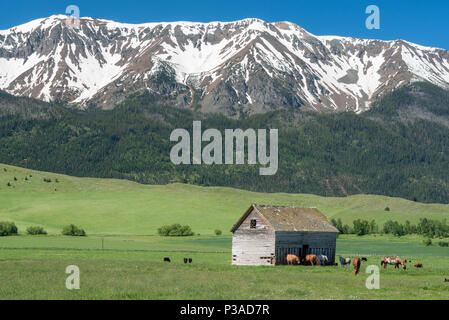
[1,164,448,236]
[1,234,449,299]
[1,244,449,299]
[1,164,449,300]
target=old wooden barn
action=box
[231,204,338,266]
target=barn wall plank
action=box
[232,209,275,266]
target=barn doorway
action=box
[302,244,309,256]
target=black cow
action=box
[164,257,171,262]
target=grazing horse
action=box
[353,257,361,275]
[303,254,321,266]
[414,263,423,268]
[286,254,300,265]
[396,258,407,270]
[339,256,351,267]
[316,254,329,266]
[381,257,407,270]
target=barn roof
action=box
[230,204,339,233]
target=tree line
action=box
[331,217,449,238]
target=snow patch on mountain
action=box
[0,15,449,114]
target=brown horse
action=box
[302,254,321,266]
[286,254,300,265]
[381,257,407,270]
[353,257,361,275]
[414,263,423,268]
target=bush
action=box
[423,238,432,246]
[438,241,449,247]
[214,229,222,236]
[384,207,390,212]
[157,224,194,237]
[353,219,377,236]
[330,218,353,234]
[62,224,86,236]
[0,221,18,236]
[26,226,47,235]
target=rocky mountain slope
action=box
[1,15,449,116]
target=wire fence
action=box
[0,235,231,254]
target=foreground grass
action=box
[1,248,449,300]
[1,164,448,235]
[1,235,449,299]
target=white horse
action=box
[317,254,329,265]
[339,256,351,267]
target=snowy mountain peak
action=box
[1,16,449,116]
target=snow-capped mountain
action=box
[1,15,449,116]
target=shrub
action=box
[7,182,11,187]
[438,241,449,247]
[26,226,47,235]
[423,238,432,246]
[0,221,18,236]
[214,229,222,236]
[62,224,86,236]
[384,207,390,212]
[331,218,353,234]
[353,219,377,235]
[157,224,194,237]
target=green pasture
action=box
[1,164,449,299]
[1,245,449,300]
[1,164,448,236]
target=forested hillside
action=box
[0,82,448,203]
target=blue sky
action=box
[1,0,448,49]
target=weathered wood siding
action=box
[275,232,337,265]
[232,209,276,266]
